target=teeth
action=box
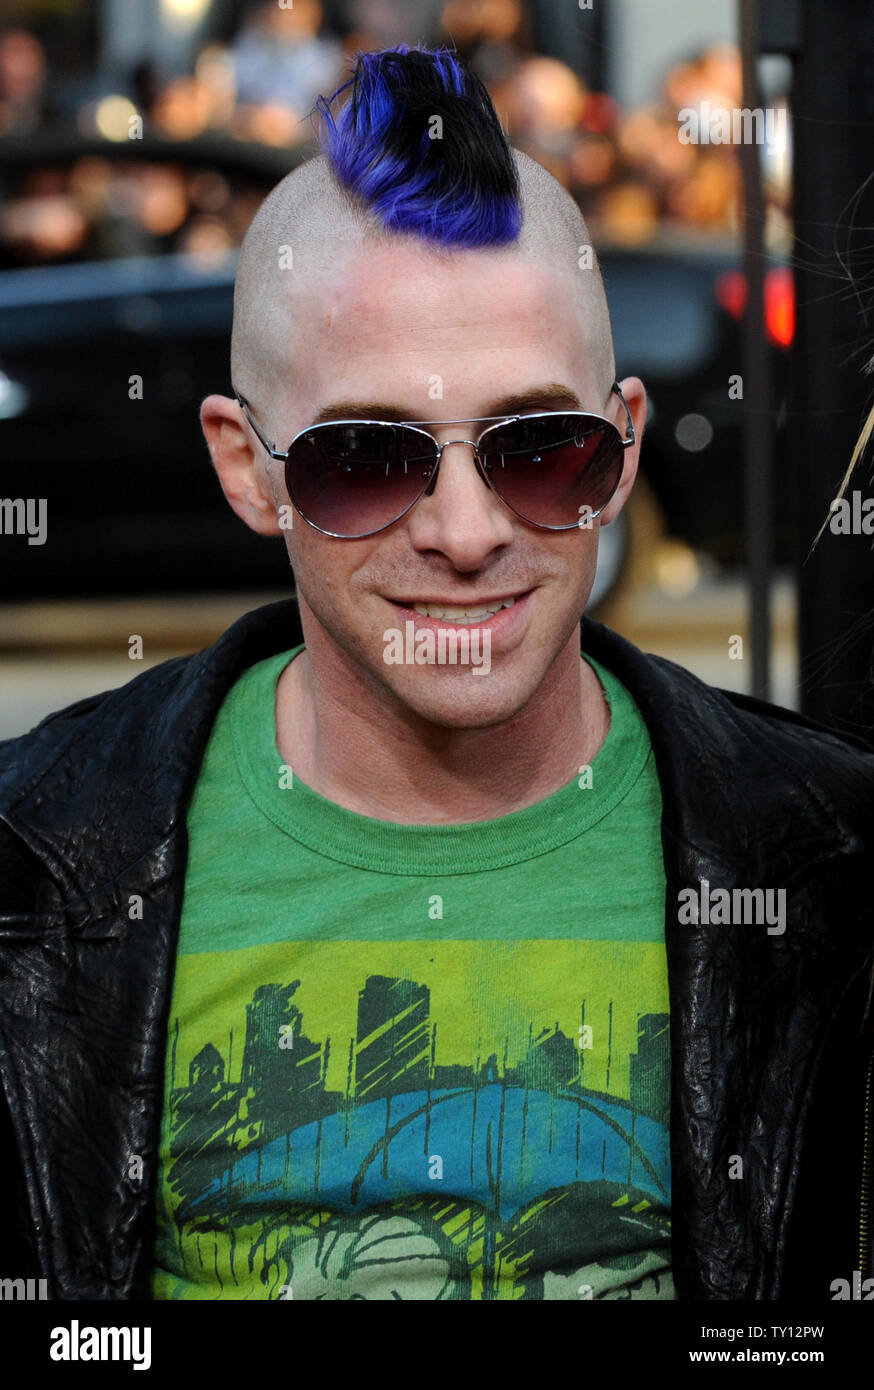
[411,596,518,622]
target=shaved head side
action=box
[230,155,379,413]
[231,46,616,417]
[511,150,616,397]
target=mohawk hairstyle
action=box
[314,45,523,249]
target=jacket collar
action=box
[0,599,308,907]
[1,597,857,895]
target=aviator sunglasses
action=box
[233,382,636,540]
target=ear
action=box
[598,375,647,527]
[200,394,284,538]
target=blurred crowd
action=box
[0,0,791,268]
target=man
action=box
[1,45,872,1303]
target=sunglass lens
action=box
[480,415,624,526]
[287,425,435,537]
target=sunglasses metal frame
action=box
[233,381,636,539]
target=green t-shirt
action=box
[151,644,673,1301]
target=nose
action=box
[405,436,515,564]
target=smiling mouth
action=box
[388,592,531,624]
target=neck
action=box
[274,629,610,825]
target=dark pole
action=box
[738,0,773,701]
[792,0,874,743]
[529,0,605,90]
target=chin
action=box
[382,666,534,731]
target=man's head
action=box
[201,45,646,730]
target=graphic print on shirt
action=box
[155,940,671,1300]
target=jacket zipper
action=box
[860,1046,874,1278]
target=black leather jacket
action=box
[1,598,873,1301]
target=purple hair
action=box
[314,45,523,249]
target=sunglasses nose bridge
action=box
[422,437,488,498]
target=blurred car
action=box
[606,242,794,567]
[0,135,793,602]
[0,133,297,597]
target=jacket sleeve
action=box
[0,822,48,1282]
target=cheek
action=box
[287,550,345,643]
[558,533,599,587]
[558,537,600,617]
[285,530,369,613]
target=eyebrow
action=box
[309,382,583,425]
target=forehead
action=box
[286,240,598,411]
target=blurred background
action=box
[0,0,871,742]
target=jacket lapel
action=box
[581,616,872,1297]
[0,600,304,1296]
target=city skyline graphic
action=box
[156,943,672,1300]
